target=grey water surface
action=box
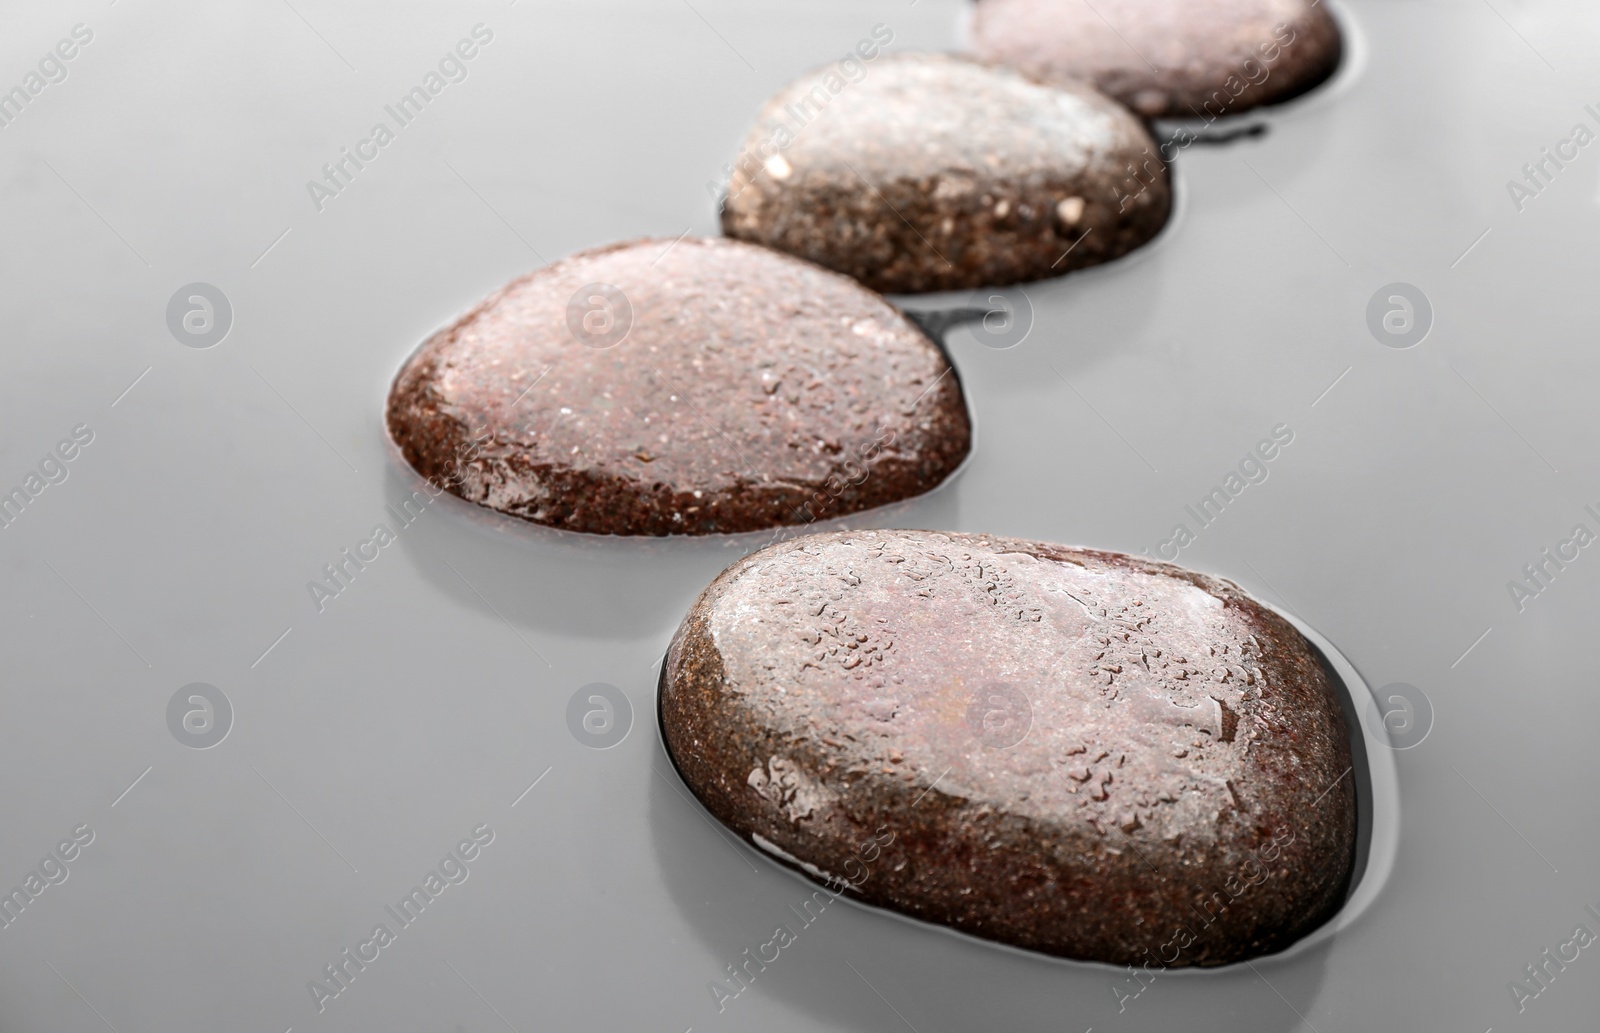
[0,1,1596,1030]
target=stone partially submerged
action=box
[720,53,1171,294]
[386,238,971,536]
[661,530,1356,965]
[972,0,1343,120]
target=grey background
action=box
[1,0,1597,1029]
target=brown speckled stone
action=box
[662,530,1356,965]
[385,238,970,536]
[972,0,1342,120]
[720,53,1169,294]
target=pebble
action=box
[972,0,1343,119]
[385,238,970,536]
[661,530,1356,964]
[720,53,1170,294]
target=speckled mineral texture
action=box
[719,53,1169,294]
[662,530,1357,965]
[385,238,970,536]
[972,0,1342,119]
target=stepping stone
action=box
[385,238,970,536]
[972,0,1343,119]
[662,529,1357,965]
[720,53,1170,294]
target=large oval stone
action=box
[386,238,970,536]
[720,53,1170,294]
[661,530,1356,965]
[972,0,1343,120]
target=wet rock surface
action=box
[720,53,1170,294]
[972,0,1343,120]
[661,530,1356,965]
[386,238,970,536]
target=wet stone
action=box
[661,530,1357,965]
[385,238,971,536]
[973,0,1343,120]
[720,53,1170,294]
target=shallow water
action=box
[0,0,1595,1030]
